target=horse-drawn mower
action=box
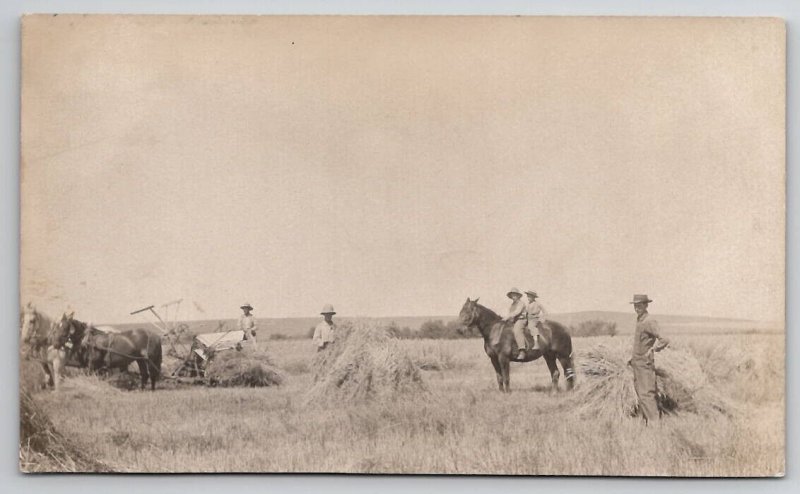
[131,300,246,384]
[169,328,246,381]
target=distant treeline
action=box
[569,319,617,337]
[387,320,479,339]
[294,318,616,341]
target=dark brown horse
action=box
[78,326,163,391]
[459,298,575,393]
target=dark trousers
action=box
[632,359,659,422]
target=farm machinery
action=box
[130,299,245,382]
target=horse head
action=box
[52,311,89,351]
[20,303,39,344]
[50,313,73,350]
[459,297,481,327]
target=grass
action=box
[22,330,784,475]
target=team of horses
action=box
[19,304,162,391]
[21,298,573,394]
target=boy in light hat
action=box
[313,304,337,351]
[525,290,546,351]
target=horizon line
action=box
[99,309,781,327]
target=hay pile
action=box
[20,357,47,392]
[19,389,113,472]
[692,340,783,403]
[572,343,733,419]
[305,321,426,405]
[696,341,782,384]
[205,346,285,387]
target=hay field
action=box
[23,329,784,476]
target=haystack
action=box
[572,342,734,419]
[305,321,426,405]
[205,346,285,387]
[20,357,48,393]
[20,389,113,472]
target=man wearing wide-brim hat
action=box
[238,303,258,347]
[502,288,530,360]
[313,304,337,351]
[629,294,670,423]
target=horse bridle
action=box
[464,302,481,332]
[52,318,82,353]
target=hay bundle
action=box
[20,357,48,393]
[305,321,426,405]
[699,341,781,383]
[693,340,783,403]
[19,389,113,472]
[205,346,285,387]
[572,342,733,419]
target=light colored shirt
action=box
[313,320,336,348]
[526,300,547,324]
[238,314,257,335]
[505,299,526,322]
[631,312,669,363]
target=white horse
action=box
[20,304,71,390]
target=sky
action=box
[20,15,785,324]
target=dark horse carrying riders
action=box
[459,297,575,393]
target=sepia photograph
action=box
[19,14,785,475]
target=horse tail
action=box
[547,320,577,388]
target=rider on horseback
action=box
[503,288,530,360]
[525,290,546,351]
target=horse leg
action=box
[136,359,149,390]
[53,351,65,390]
[499,356,511,393]
[544,354,559,394]
[40,362,53,389]
[559,355,576,390]
[490,356,503,391]
[148,360,159,391]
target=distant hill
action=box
[108,311,781,339]
[546,311,781,334]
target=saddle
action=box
[523,322,550,352]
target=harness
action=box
[84,329,159,375]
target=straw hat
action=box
[629,294,653,304]
[240,303,253,311]
[506,288,522,299]
[524,290,538,298]
[320,304,336,315]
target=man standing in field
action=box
[313,304,337,351]
[525,290,548,350]
[503,288,529,360]
[238,303,258,347]
[629,294,670,423]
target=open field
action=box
[111,312,783,341]
[23,331,784,476]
